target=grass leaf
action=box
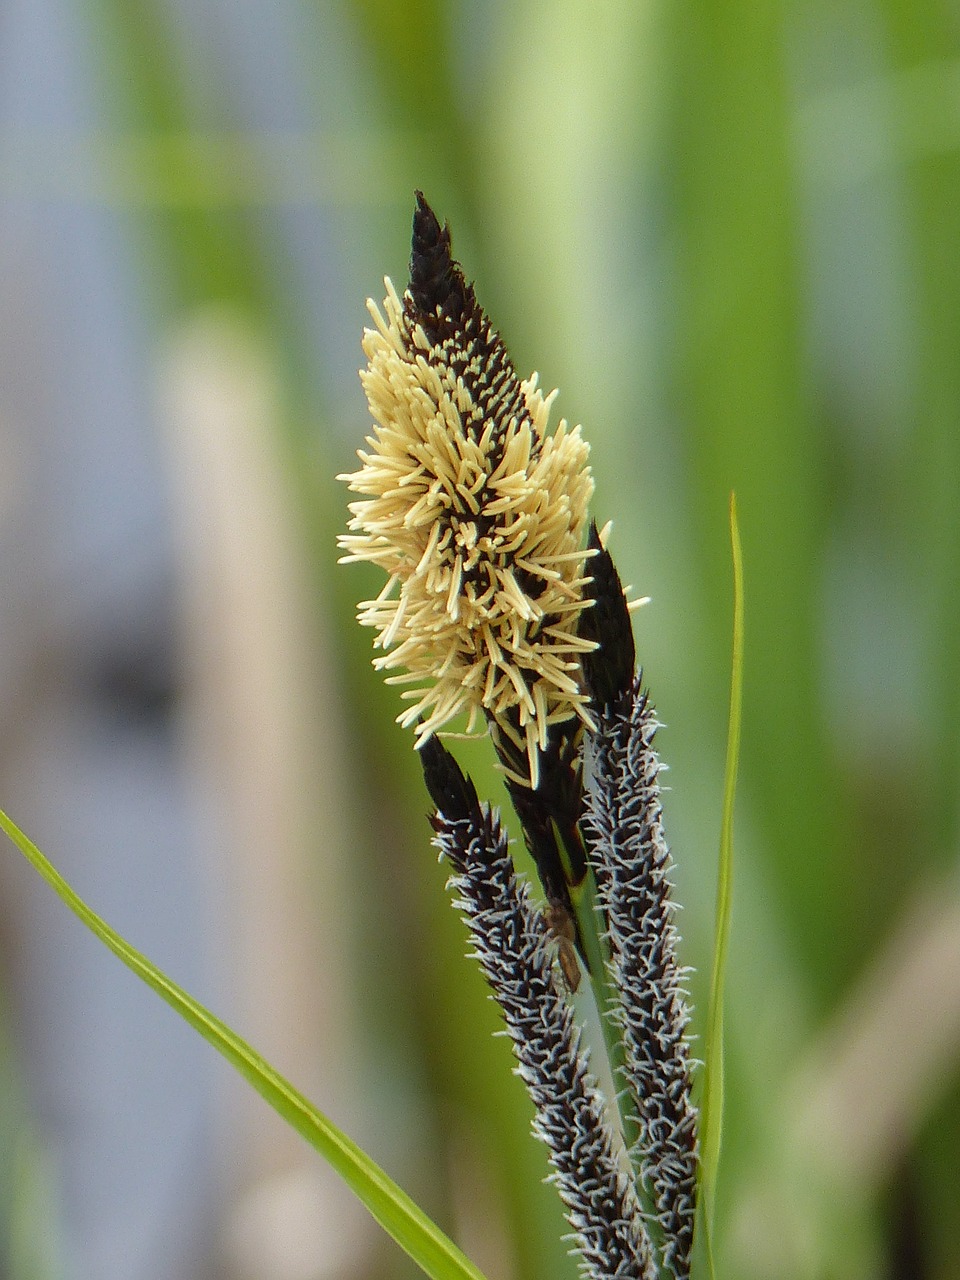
[692,493,744,1278]
[0,807,489,1280]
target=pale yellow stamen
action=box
[338,277,598,785]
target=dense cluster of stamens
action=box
[338,196,596,785]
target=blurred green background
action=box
[1,2,959,1279]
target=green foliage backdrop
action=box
[3,3,960,1277]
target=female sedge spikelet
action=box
[581,533,699,1280]
[421,736,658,1280]
[338,194,597,786]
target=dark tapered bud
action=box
[492,716,593,971]
[502,727,587,883]
[419,734,480,821]
[409,191,470,328]
[579,521,636,710]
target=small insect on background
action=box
[545,899,581,993]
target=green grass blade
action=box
[692,493,744,1278]
[0,808,489,1280]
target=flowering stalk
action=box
[340,194,700,1280]
[421,737,657,1280]
[338,190,600,966]
[580,535,698,1280]
[583,688,698,1278]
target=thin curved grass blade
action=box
[0,808,489,1280]
[691,492,744,1279]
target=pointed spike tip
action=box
[419,733,480,821]
[409,192,467,324]
[579,521,636,710]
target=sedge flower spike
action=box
[421,736,658,1280]
[338,192,597,785]
[583,681,699,1278]
[580,537,698,1279]
[343,195,700,1280]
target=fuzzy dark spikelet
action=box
[425,741,656,1280]
[582,678,699,1279]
